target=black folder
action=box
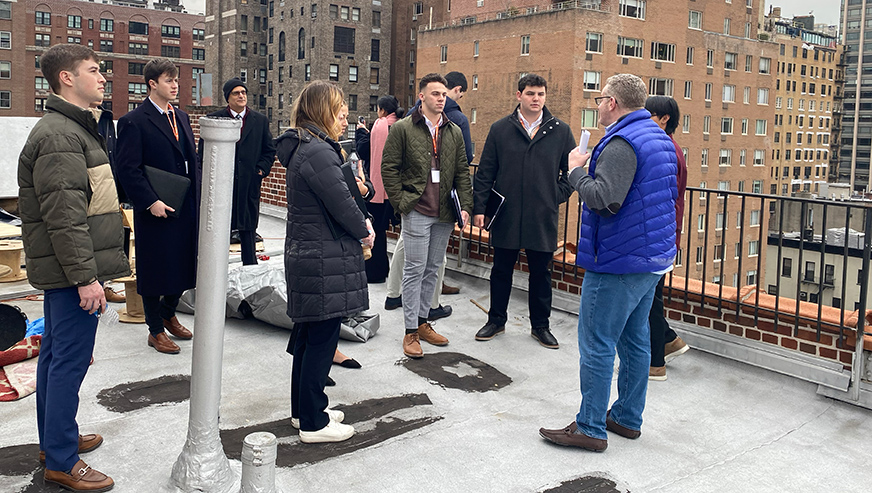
[451,189,466,229]
[143,166,190,218]
[483,189,506,231]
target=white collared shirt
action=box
[424,112,443,139]
[230,107,247,119]
[148,96,170,115]
[517,109,543,138]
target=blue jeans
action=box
[575,271,660,440]
[37,287,99,472]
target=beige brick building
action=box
[764,8,841,196]
[416,0,779,287]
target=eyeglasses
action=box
[594,95,613,105]
[230,90,247,96]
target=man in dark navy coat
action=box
[198,77,275,265]
[115,58,201,354]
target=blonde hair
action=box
[290,80,345,141]
[605,74,647,110]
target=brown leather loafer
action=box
[441,283,460,295]
[162,316,192,339]
[417,322,448,346]
[103,287,126,303]
[40,434,104,463]
[148,332,180,354]
[606,411,641,439]
[44,459,114,492]
[539,422,607,452]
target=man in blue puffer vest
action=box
[539,74,677,452]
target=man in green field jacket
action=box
[381,72,472,359]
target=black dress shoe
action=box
[325,375,336,387]
[475,323,505,341]
[428,304,452,321]
[336,358,362,369]
[531,327,559,349]
[384,296,402,310]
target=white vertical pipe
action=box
[239,432,282,493]
[170,117,242,492]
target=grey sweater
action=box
[569,137,637,218]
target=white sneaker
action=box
[299,420,355,443]
[291,409,345,429]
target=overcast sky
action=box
[180,1,843,27]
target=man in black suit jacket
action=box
[199,78,275,265]
[115,58,201,355]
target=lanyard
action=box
[432,124,439,157]
[166,106,179,141]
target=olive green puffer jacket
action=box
[18,94,130,290]
[381,109,472,222]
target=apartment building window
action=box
[649,78,673,96]
[191,68,203,82]
[586,32,603,53]
[193,48,205,61]
[35,34,51,48]
[352,7,361,21]
[747,270,757,285]
[35,77,50,91]
[129,21,148,35]
[440,45,448,63]
[786,97,793,109]
[723,18,731,34]
[759,57,771,74]
[748,240,759,257]
[329,64,339,81]
[753,151,764,166]
[619,0,645,19]
[743,86,751,104]
[701,148,709,166]
[372,10,381,27]
[36,11,51,25]
[584,71,601,91]
[675,248,683,266]
[713,245,723,262]
[0,91,10,109]
[745,54,752,72]
[723,84,735,102]
[67,37,81,44]
[699,182,707,200]
[682,115,690,133]
[348,66,358,82]
[706,49,714,68]
[581,109,598,129]
[474,40,480,57]
[651,42,675,62]
[129,43,148,56]
[757,88,769,105]
[0,32,9,50]
[689,11,702,30]
[739,149,746,166]
[162,25,181,38]
[755,119,767,135]
[684,81,692,99]
[724,52,738,70]
[0,60,8,79]
[161,46,180,58]
[744,22,751,38]
[371,39,380,61]
[258,69,266,84]
[329,5,338,19]
[741,118,748,135]
[260,43,268,56]
[0,2,9,20]
[68,15,82,29]
[520,35,530,55]
[334,27,355,54]
[128,82,148,96]
[696,246,704,263]
[721,117,733,134]
[370,95,379,112]
[704,83,712,101]
[100,19,114,32]
[35,98,47,112]
[703,115,711,134]
[686,46,694,65]
[775,96,782,109]
[750,210,760,226]
[370,67,379,84]
[719,149,732,166]
[617,37,643,58]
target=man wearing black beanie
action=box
[200,77,276,265]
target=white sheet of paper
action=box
[431,169,440,183]
[578,130,591,153]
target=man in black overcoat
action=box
[472,73,576,349]
[199,78,275,265]
[115,59,201,354]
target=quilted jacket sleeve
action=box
[380,122,404,206]
[301,145,369,239]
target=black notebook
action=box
[450,189,466,229]
[143,166,190,218]
[483,189,506,231]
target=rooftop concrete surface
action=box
[1,213,870,493]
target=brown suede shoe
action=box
[606,411,641,439]
[40,434,104,463]
[403,333,424,358]
[103,287,126,303]
[148,332,180,354]
[441,283,460,295]
[162,316,192,339]
[417,322,448,346]
[44,459,114,492]
[539,422,607,452]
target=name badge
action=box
[431,169,440,183]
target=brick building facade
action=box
[416,0,779,290]
[0,0,205,119]
[390,0,446,109]
[205,0,392,136]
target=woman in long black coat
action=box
[275,81,373,444]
